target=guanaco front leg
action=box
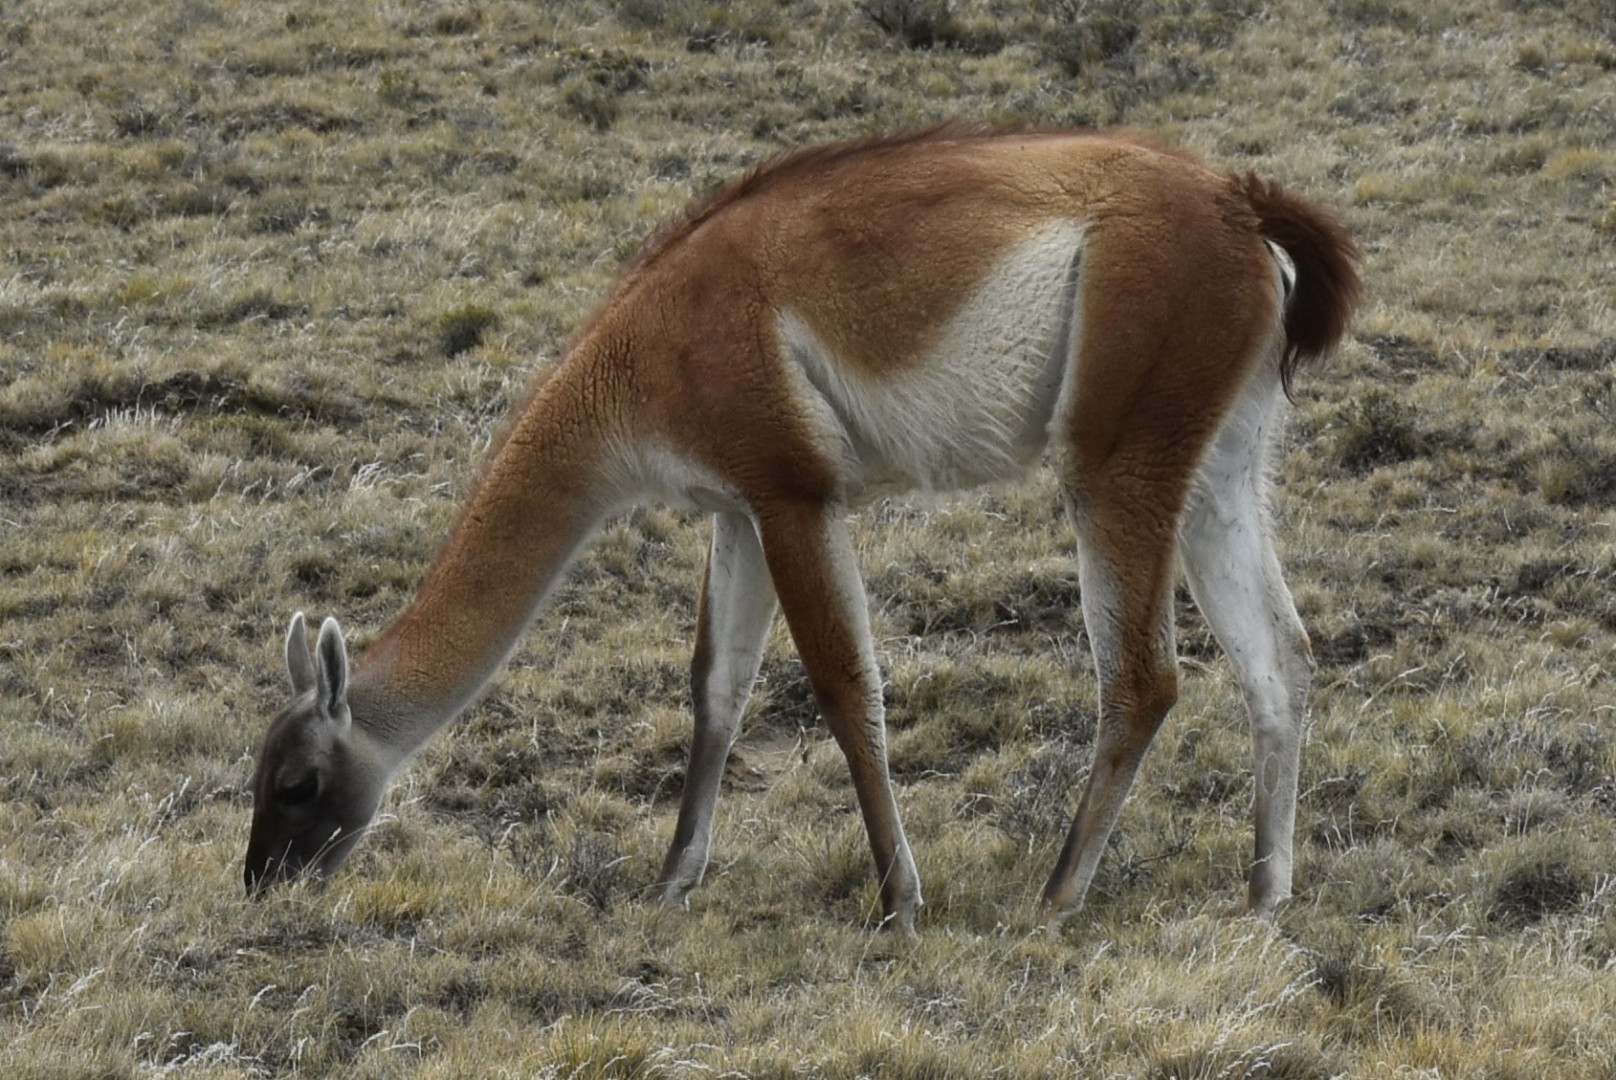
[656,511,778,904]
[1040,498,1180,924]
[756,500,922,934]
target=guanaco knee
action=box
[1122,660,1179,725]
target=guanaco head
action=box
[244,613,386,895]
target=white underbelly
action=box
[778,221,1086,501]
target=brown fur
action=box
[627,121,1010,274]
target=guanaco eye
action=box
[276,774,320,806]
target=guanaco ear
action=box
[315,616,350,722]
[285,611,316,695]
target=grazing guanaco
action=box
[245,125,1358,933]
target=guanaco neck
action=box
[347,334,636,770]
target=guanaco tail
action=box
[245,124,1359,933]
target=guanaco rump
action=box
[245,124,1359,933]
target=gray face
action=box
[243,701,381,893]
[245,612,380,894]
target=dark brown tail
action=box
[1232,173,1361,398]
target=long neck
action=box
[349,340,632,769]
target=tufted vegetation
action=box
[1,0,1613,1075]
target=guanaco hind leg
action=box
[756,499,922,933]
[656,511,778,904]
[1179,373,1313,916]
[1039,488,1181,923]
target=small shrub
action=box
[111,104,168,138]
[995,739,1089,850]
[650,150,689,179]
[561,78,620,131]
[196,289,306,328]
[1534,435,1616,507]
[1329,389,1424,473]
[1490,137,1551,175]
[1040,15,1140,77]
[564,831,624,912]
[684,9,785,52]
[1514,39,1550,73]
[1533,455,1580,504]
[561,46,650,92]
[1149,1041,1342,1080]
[431,8,483,36]
[435,304,500,357]
[1489,849,1591,927]
[0,144,26,177]
[1541,147,1608,182]
[613,0,673,29]
[377,67,423,108]
[860,0,961,50]
[165,182,232,217]
[96,194,145,229]
[250,195,317,234]
[289,550,337,593]
[1327,0,1418,27]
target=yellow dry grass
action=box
[2,0,1614,1076]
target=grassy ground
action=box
[2,0,1614,1075]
